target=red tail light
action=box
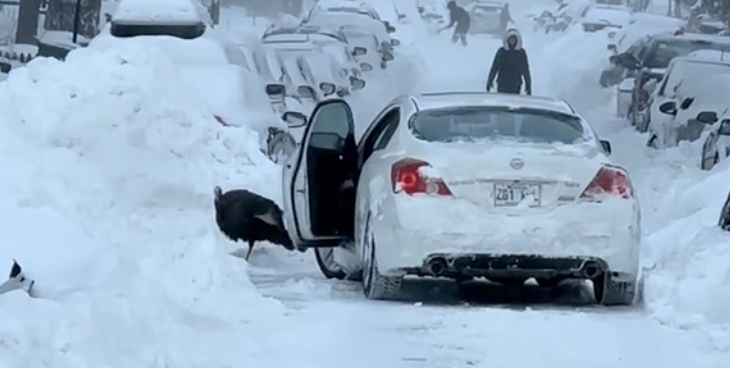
[214,115,230,126]
[391,158,452,196]
[580,165,633,201]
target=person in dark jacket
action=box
[486,28,532,95]
[438,1,471,46]
[500,3,513,35]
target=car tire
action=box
[718,189,730,231]
[592,272,638,306]
[362,213,403,300]
[380,60,387,69]
[314,247,347,280]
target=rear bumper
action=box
[372,198,641,278]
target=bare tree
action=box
[44,0,102,41]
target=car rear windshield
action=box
[644,39,730,68]
[409,106,586,144]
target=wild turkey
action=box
[213,186,295,260]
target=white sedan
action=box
[282,92,642,306]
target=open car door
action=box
[283,99,357,249]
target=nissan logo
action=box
[509,158,524,170]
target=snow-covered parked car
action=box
[613,33,730,121]
[640,50,730,134]
[243,43,309,115]
[580,4,635,32]
[296,53,365,97]
[699,110,730,171]
[278,55,320,106]
[650,73,730,150]
[303,11,399,68]
[261,25,367,93]
[464,1,504,36]
[282,92,641,306]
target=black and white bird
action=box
[213,186,296,261]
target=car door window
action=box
[372,112,400,152]
[358,108,400,167]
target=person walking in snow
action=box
[437,1,471,46]
[486,28,532,95]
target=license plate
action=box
[493,182,541,207]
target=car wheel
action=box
[718,189,730,231]
[362,213,403,300]
[380,60,387,69]
[314,248,347,280]
[592,272,638,306]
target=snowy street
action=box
[0,0,729,367]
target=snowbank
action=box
[643,155,730,337]
[0,41,286,366]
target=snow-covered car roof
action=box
[582,6,634,26]
[263,25,348,44]
[413,92,575,115]
[112,0,206,25]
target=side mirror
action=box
[607,44,617,52]
[390,38,401,46]
[680,97,694,110]
[659,101,677,115]
[352,46,367,56]
[382,52,394,61]
[351,78,366,91]
[600,140,612,155]
[265,83,285,97]
[719,119,730,135]
[398,14,406,20]
[696,111,718,124]
[281,111,308,127]
[319,82,336,96]
[359,62,373,71]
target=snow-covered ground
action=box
[0,0,729,366]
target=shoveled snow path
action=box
[245,33,730,367]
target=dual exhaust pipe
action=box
[424,258,604,279]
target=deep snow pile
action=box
[0,42,288,366]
